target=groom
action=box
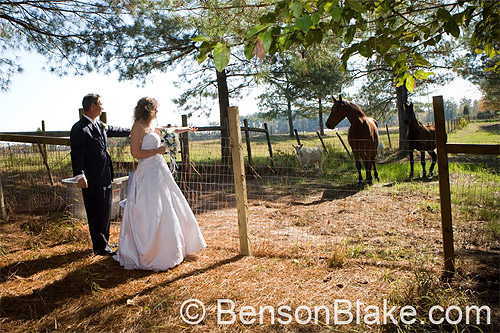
[70,93,130,256]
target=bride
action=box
[115,97,206,271]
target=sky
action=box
[1,52,483,133]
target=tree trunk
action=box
[318,97,324,136]
[216,69,231,165]
[396,83,408,151]
[287,99,294,137]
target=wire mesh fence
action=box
[1,122,498,261]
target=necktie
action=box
[94,122,102,136]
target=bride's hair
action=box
[134,97,159,124]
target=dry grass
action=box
[1,183,498,332]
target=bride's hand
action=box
[157,146,167,155]
[188,126,198,133]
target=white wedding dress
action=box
[115,132,206,271]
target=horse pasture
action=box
[1,176,498,332]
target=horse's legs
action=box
[355,160,363,184]
[428,150,437,176]
[409,150,414,178]
[364,160,373,185]
[373,160,379,182]
[420,151,427,178]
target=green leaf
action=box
[358,43,372,57]
[311,12,320,26]
[453,12,465,26]
[312,29,323,43]
[246,24,270,38]
[290,1,303,18]
[279,34,294,51]
[384,55,395,67]
[197,53,208,65]
[305,29,323,46]
[413,69,433,80]
[304,2,313,13]
[444,20,460,38]
[244,43,255,61]
[436,8,452,22]
[331,7,343,21]
[259,30,273,52]
[413,54,431,67]
[396,53,407,64]
[346,0,365,13]
[484,43,495,58]
[213,43,230,72]
[192,35,210,42]
[322,1,332,14]
[405,75,415,92]
[332,25,344,37]
[296,15,313,33]
[484,60,500,72]
[259,12,277,24]
[345,26,356,44]
[376,39,391,55]
[341,46,357,70]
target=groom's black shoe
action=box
[95,249,117,256]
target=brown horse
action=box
[404,102,437,178]
[326,96,379,184]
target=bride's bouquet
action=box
[160,128,180,174]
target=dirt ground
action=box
[0,182,498,332]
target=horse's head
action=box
[326,95,348,129]
[403,102,416,125]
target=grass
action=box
[447,121,500,144]
[327,241,348,268]
[387,266,485,332]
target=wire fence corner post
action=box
[228,106,251,256]
[433,95,455,275]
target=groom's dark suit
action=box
[70,116,129,254]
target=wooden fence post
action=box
[38,120,54,186]
[316,131,330,156]
[294,129,301,146]
[336,132,351,157]
[181,115,190,162]
[385,124,392,149]
[0,174,6,221]
[79,108,84,119]
[433,96,455,275]
[263,123,275,169]
[228,106,251,256]
[180,115,191,188]
[243,119,253,167]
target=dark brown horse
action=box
[404,102,437,178]
[326,96,379,184]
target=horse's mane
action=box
[346,100,367,118]
[410,111,425,128]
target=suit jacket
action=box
[70,117,130,189]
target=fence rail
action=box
[0,133,70,145]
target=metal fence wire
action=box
[1,125,499,260]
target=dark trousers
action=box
[82,184,112,254]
